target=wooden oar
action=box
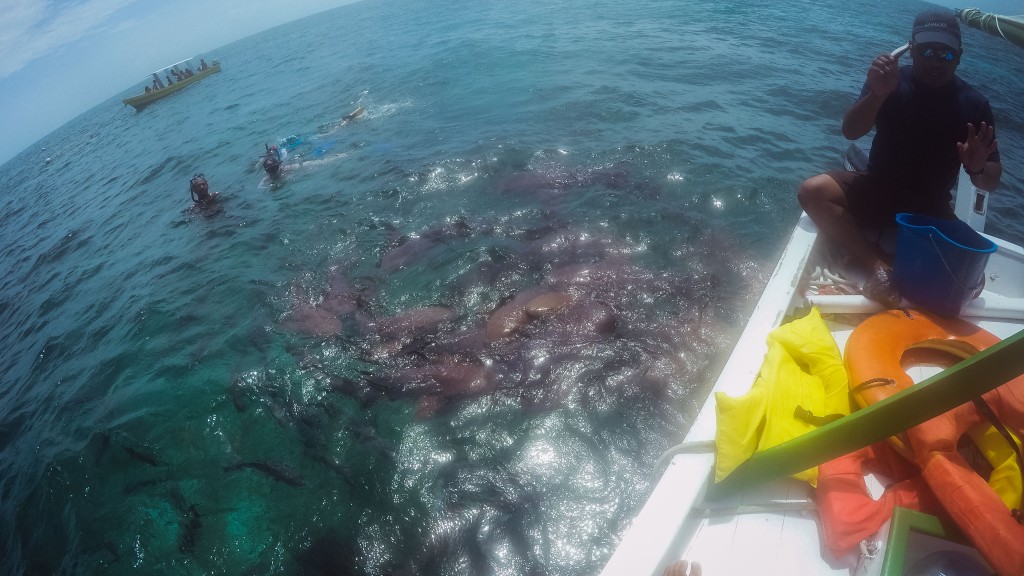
[708,327,1024,499]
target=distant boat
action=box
[122,57,221,112]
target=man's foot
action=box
[862,264,902,309]
[664,559,701,576]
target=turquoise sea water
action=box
[2,0,1023,574]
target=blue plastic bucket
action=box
[893,213,996,317]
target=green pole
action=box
[707,327,1024,500]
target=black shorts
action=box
[826,170,955,228]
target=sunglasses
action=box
[915,45,957,62]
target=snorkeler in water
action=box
[262,144,286,177]
[257,106,365,187]
[189,174,219,206]
[340,106,364,126]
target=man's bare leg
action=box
[797,173,901,308]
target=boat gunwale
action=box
[599,213,818,576]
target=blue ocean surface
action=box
[2,0,1023,574]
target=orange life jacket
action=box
[844,309,1024,576]
[817,441,947,559]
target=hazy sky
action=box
[0,0,361,165]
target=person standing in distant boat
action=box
[796,8,1001,308]
[200,59,209,70]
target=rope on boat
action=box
[652,440,716,478]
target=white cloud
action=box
[0,0,139,78]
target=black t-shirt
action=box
[861,66,998,196]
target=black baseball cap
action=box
[912,9,961,49]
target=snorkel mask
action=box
[189,173,208,202]
[263,144,282,175]
[263,155,281,175]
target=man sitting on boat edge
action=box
[796,8,1001,308]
